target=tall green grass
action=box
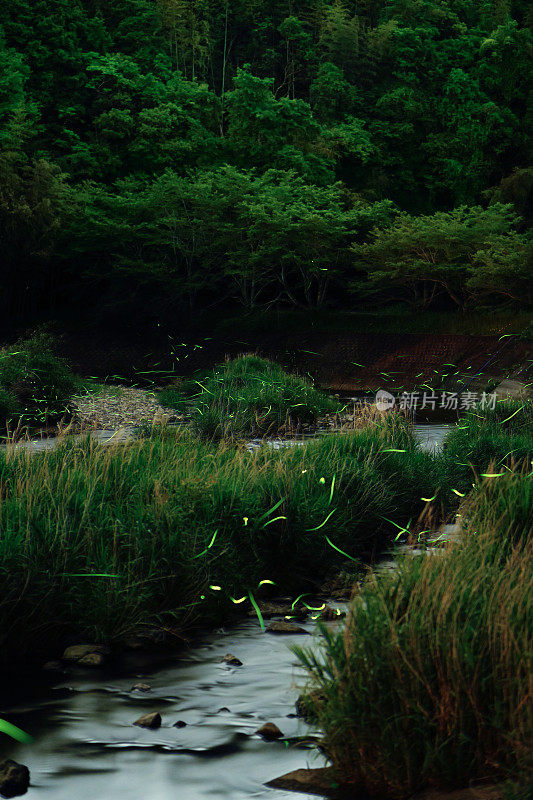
[159,353,341,439]
[440,399,533,500]
[294,466,532,797]
[0,415,433,671]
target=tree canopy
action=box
[1,0,531,319]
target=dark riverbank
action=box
[2,310,531,396]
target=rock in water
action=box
[131,683,151,692]
[222,653,243,666]
[318,605,345,621]
[266,767,340,797]
[78,652,105,667]
[0,760,30,798]
[256,722,283,740]
[62,644,109,662]
[247,601,308,620]
[266,621,308,634]
[42,660,63,671]
[133,712,161,729]
[295,690,325,719]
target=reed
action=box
[294,465,532,797]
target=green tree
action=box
[351,204,524,310]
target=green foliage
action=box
[294,465,532,796]
[64,165,394,313]
[461,462,533,558]
[0,331,81,425]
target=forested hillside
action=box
[1,1,532,323]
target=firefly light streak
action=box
[0,719,33,743]
[325,536,358,561]
[380,515,412,541]
[192,528,218,558]
[248,591,265,631]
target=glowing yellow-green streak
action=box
[248,592,265,631]
[500,406,523,425]
[192,529,219,559]
[0,719,33,743]
[324,536,358,561]
[328,475,336,506]
[306,508,336,531]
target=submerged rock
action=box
[122,637,146,651]
[266,767,341,797]
[133,712,161,729]
[266,621,308,634]
[173,720,187,728]
[0,760,30,798]
[256,722,283,740]
[131,683,151,692]
[222,653,242,666]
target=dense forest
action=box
[1,0,532,325]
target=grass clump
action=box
[294,465,532,797]
[0,331,81,430]
[0,412,433,671]
[440,399,533,499]
[159,353,340,439]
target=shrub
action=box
[0,331,81,426]
[294,465,532,797]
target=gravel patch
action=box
[71,385,186,429]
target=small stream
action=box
[2,611,345,800]
[1,424,452,799]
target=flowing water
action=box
[2,611,345,800]
[1,423,452,799]
[246,423,450,455]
